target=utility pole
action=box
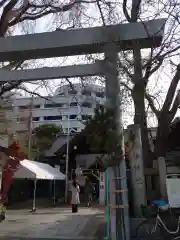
[12,99,18,141]
[65,114,70,203]
[104,43,130,240]
[28,96,33,159]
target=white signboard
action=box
[167,174,180,208]
[99,172,105,205]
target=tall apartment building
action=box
[0,95,30,150]
[2,83,105,135]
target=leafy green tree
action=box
[85,105,122,167]
[31,124,63,158]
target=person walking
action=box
[71,179,80,213]
[84,177,94,207]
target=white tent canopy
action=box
[14,159,65,180]
[13,160,65,211]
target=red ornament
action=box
[0,140,27,204]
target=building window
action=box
[70,128,77,133]
[44,115,62,120]
[32,117,40,121]
[82,89,91,96]
[16,130,26,134]
[70,102,78,107]
[16,116,28,122]
[81,102,92,108]
[64,128,68,133]
[58,92,65,96]
[82,115,90,121]
[3,106,12,110]
[96,92,105,98]
[19,105,29,110]
[34,105,40,108]
[70,115,77,120]
[68,89,77,95]
[16,117,21,122]
[44,103,64,108]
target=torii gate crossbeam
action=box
[0,62,104,82]
[0,19,165,61]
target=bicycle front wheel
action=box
[136,219,163,239]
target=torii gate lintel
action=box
[0,18,166,62]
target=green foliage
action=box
[85,105,115,152]
[32,124,63,157]
[34,124,62,139]
[85,105,123,167]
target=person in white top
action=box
[71,179,80,213]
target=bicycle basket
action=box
[152,200,169,212]
[159,205,169,211]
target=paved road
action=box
[0,207,105,240]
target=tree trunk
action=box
[155,120,169,200]
[132,83,152,167]
[154,116,170,158]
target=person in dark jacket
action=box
[84,177,94,207]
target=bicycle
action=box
[136,200,180,239]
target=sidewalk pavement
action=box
[0,207,105,240]
[0,207,145,240]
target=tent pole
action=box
[32,179,37,212]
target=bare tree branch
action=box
[120,81,132,92]
[0,61,24,96]
[145,93,160,118]
[169,89,180,120]
[145,56,164,79]
[130,0,141,22]
[9,0,96,26]
[96,0,106,26]
[0,0,18,36]
[161,64,180,115]
[123,0,131,22]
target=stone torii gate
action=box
[0,19,165,240]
